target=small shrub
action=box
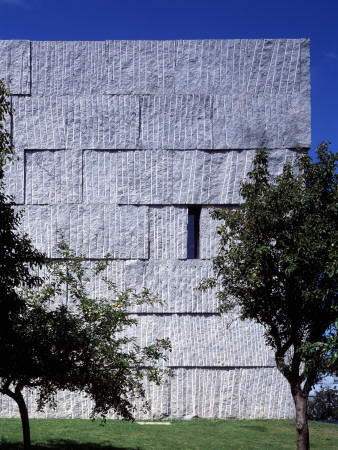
[307,387,338,421]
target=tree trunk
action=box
[14,389,31,450]
[2,383,31,449]
[292,386,309,450]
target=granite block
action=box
[0,388,95,419]
[172,150,254,204]
[18,206,52,256]
[175,39,305,95]
[140,95,212,149]
[213,93,311,149]
[65,95,139,149]
[87,260,219,313]
[12,96,66,149]
[125,314,275,367]
[4,146,25,204]
[172,150,211,203]
[107,40,175,94]
[300,39,311,93]
[83,149,172,204]
[149,206,187,260]
[0,368,293,419]
[169,368,294,419]
[199,207,222,259]
[124,260,146,290]
[51,205,149,259]
[31,41,107,95]
[82,148,293,206]
[0,40,30,94]
[129,380,171,420]
[173,149,303,205]
[25,149,82,204]
[0,381,171,420]
[83,149,118,204]
[77,260,127,301]
[116,150,173,204]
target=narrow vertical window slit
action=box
[187,206,201,259]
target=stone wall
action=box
[0,39,311,419]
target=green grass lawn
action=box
[0,418,337,449]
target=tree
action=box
[200,145,337,450]
[0,80,171,450]
[0,80,46,448]
[307,387,338,421]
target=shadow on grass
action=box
[1,440,140,450]
[239,425,267,432]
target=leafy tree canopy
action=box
[200,144,337,449]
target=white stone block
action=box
[172,150,211,203]
[81,260,217,314]
[51,205,149,259]
[4,146,25,204]
[107,40,175,94]
[175,39,304,95]
[125,314,275,367]
[199,207,222,260]
[83,149,172,204]
[19,206,52,256]
[13,96,66,149]
[25,149,82,204]
[0,367,293,420]
[31,41,107,95]
[65,95,139,149]
[117,150,173,204]
[83,150,118,204]
[213,93,311,149]
[149,206,187,260]
[169,368,294,419]
[300,39,311,93]
[76,260,127,302]
[140,95,212,149]
[172,150,254,204]
[0,40,30,94]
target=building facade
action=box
[0,39,311,419]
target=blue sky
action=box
[0,0,337,161]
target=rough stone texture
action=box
[12,96,66,149]
[18,205,149,258]
[168,368,294,419]
[31,41,107,95]
[0,40,30,95]
[64,95,140,149]
[213,93,310,149]
[172,149,301,204]
[17,206,53,256]
[0,368,294,419]
[0,38,311,419]
[83,149,172,204]
[51,205,149,259]
[107,40,175,94]
[83,150,118,204]
[175,39,306,95]
[140,95,213,149]
[25,150,82,204]
[172,150,249,204]
[3,148,25,204]
[85,260,219,313]
[199,207,223,259]
[149,206,187,259]
[124,314,275,367]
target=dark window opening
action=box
[187,206,201,259]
